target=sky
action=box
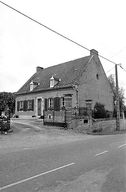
[0,0,126,102]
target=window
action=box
[17,100,34,111]
[44,97,61,111]
[30,81,38,91]
[50,76,60,88]
[48,98,54,110]
[27,100,33,111]
[19,101,24,111]
[50,77,54,88]
[17,101,24,111]
[64,97,72,108]
[44,97,73,111]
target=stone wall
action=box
[78,56,114,111]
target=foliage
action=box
[108,74,126,114]
[124,105,126,118]
[93,102,107,119]
[0,92,15,116]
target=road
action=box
[0,127,126,191]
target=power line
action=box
[106,64,126,75]
[0,1,90,51]
[0,1,120,66]
[98,54,118,65]
[119,64,126,73]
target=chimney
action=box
[36,66,43,73]
[90,49,98,56]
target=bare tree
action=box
[108,74,125,116]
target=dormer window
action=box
[30,81,39,91]
[50,76,60,88]
[50,76,55,88]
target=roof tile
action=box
[17,56,90,94]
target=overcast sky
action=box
[0,0,126,101]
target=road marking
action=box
[0,162,75,191]
[118,143,126,149]
[23,147,31,150]
[95,150,108,157]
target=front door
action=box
[37,98,42,116]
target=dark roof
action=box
[17,55,91,95]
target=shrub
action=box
[93,102,107,119]
[92,127,103,133]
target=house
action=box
[15,49,114,126]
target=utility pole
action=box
[115,64,120,131]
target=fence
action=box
[44,107,126,132]
[43,110,66,127]
[43,107,89,128]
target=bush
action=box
[92,127,103,133]
[93,102,107,119]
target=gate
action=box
[43,107,88,128]
[43,109,67,127]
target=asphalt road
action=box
[0,130,126,191]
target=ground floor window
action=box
[48,98,54,110]
[64,97,72,108]
[17,100,34,112]
[27,100,33,111]
[44,96,72,111]
[18,101,24,111]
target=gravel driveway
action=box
[0,119,94,154]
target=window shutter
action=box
[61,97,65,109]
[17,101,20,111]
[32,100,34,111]
[51,98,54,110]
[54,98,56,110]
[22,101,24,111]
[44,98,47,111]
[54,97,60,111]
[24,100,27,111]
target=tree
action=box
[108,74,125,115]
[0,92,15,116]
[124,105,126,118]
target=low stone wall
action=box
[68,118,126,133]
[93,119,126,132]
[67,118,89,133]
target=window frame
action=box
[60,97,65,109]
[48,98,54,110]
[27,100,33,111]
[19,101,24,111]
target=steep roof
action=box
[17,55,91,95]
